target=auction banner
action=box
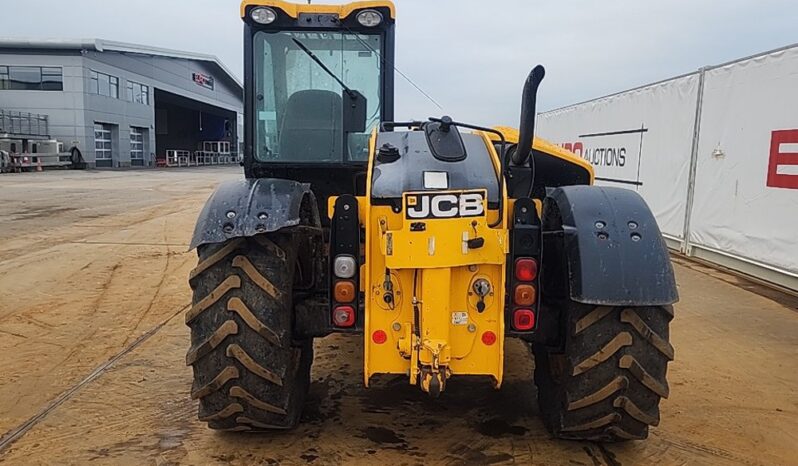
[689,46,798,275]
[537,74,700,242]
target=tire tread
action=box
[186,235,311,431]
[535,304,673,441]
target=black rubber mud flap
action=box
[542,185,678,306]
[189,178,319,250]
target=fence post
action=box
[681,67,707,256]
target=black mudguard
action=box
[189,178,320,250]
[542,185,678,306]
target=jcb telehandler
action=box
[186,0,677,441]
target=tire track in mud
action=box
[0,260,119,325]
[120,218,190,347]
[649,432,765,466]
[0,303,190,456]
[67,241,189,247]
[584,443,621,466]
[0,203,194,265]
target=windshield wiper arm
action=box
[291,38,356,98]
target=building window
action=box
[41,68,63,90]
[94,123,113,163]
[90,70,118,98]
[130,127,145,166]
[0,66,63,91]
[126,81,149,105]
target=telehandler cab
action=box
[186,0,677,441]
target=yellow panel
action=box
[362,128,507,391]
[241,0,395,19]
[363,205,505,385]
[380,216,508,269]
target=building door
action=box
[130,127,145,166]
[94,123,113,168]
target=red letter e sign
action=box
[767,129,798,189]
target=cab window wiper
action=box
[291,38,356,98]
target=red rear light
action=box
[513,309,536,331]
[333,306,355,327]
[481,331,497,346]
[515,258,538,282]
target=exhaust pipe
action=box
[511,65,546,166]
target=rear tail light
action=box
[333,306,355,327]
[514,284,536,306]
[333,255,357,279]
[514,258,538,282]
[513,309,536,331]
[334,280,356,303]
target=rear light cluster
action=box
[330,196,360,330]
[512,257,538,331]
[508,199,541,334]
[333,255,356,328]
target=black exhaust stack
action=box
[511,65,546,166]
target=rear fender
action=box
[189,178,320,250]
[542,185,678,306]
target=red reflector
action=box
[481,331,497,346]
[333,306,355,327]
[513,309,536,331]
[372,330,387,344]
[515,258,538,282]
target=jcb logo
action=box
[405,191,485,219]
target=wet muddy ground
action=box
[0,167,796,465]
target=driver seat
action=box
[279,90,342,161]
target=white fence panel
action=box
[689,47,798,276]
[537,75,700,242]
[536,43,798,290]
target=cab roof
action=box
[240,1,395,19]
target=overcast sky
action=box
[4,0,797,126]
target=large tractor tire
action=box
[186,234,312,431]
[534,303,674,441]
